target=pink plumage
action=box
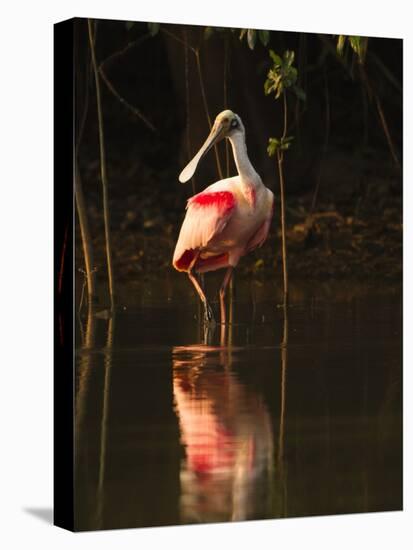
[173,179,273,274]
[189,190,235,210]
[173,190,236,272]
[172,110,274,324]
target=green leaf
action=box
[284,66,298,87]
[247,29,257,50]
[284,50,295,67]
[266,49,300,100]
[280,136,294,150]
[267,137,280,157]
[349,35,368,63]
[275,82,284,99]
[337,35,346,56]
[273,72,282,87]
[349,36,361,51]
[265,68,283,97]
[269,50,282,66]
[264,79,272,95]
[259,30,270,47]
[148,22,160,36]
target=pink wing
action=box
[173,191,236,272]
[246,196,274,252]
[246,218,271,252]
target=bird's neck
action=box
[229,132,261,191]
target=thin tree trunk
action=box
[359,63,401,172]
[310,66,330,214]
[88,19,115,309]
[97,315,114,528]
[223,36,234,322]
[374,93,401,171]
[278,93,289,306]
[160,27,223,180]
[195,49,223,180]
[278,305,288,467]
[183,29,196,197]
[75,306,96,464]
[74,28,95,309]
[277,152,288,306]
[75,164,96,303]
[224,36,231,178]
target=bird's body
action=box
[173,175,273,273]
[172,110,274,323]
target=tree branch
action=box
[98,66,157,133]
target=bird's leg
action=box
[188,272,215,323]
[187,253,215,324]
[219,267,234,325]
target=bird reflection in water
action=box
[172,323,275,524]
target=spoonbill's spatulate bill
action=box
[173,110,274,324]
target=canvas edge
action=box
[53,17,76,533]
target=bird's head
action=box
[179,110,244,183]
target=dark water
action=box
[74,280,402,531]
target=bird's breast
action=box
[206,186,270,253]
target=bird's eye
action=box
[231,119,238,129]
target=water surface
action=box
[74,281,402,531]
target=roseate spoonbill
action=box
[173,110,274,324]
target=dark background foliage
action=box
[74,18,402,286]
